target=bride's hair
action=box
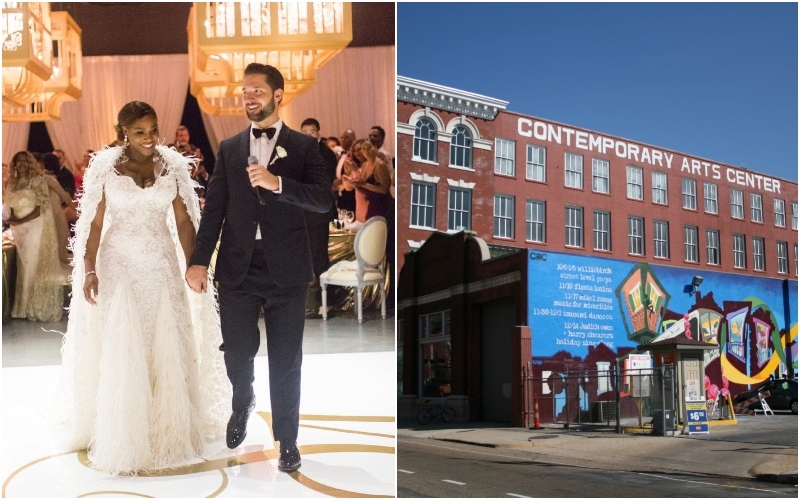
[115,101,157,142]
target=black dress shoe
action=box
[226,396,255,449]
[278,441,301,472]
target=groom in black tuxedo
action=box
[185,63,332,472]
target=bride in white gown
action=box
[55,102,230,475]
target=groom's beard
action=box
[246,96,277,123]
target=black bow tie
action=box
[253,127,276,139]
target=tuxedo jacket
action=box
[304,139,338,225]
[190,125,333,287]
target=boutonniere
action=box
[270,146,287,166]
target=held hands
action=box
[84,273,99,305]
[247,164,279,192]
[185,264,208,294]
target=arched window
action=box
[413,118,437,162]
[449,125,472,169]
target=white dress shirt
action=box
[251,120,283,239]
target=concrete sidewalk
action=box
[398,417,798,485]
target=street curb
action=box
[755,473,798,485]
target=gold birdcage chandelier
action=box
[188,2,352,116]
[2,3,82,121]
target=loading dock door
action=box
[481,299,515,422]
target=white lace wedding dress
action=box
[54,146,230,475]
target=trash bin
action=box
[652,409,673,436]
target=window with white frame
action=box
[526,144,546,182]
[753,237,765,271]
[704,183,718,214]
[628,216,644,255]
[777,241,788,274]
[792,202,798,230]
[652,171,667,205]
[750,193,763,222]
[565,152,583,189]
[495,138,515,176]
[526,199,545,243]
[592,158,609,194]
[682,178,697,210]
[418,310,451,398]
[448,188,471,231]
[733,234,746,269]
[413,118,437,162]
[593,210,610,251]
[449,125,472,169]
[653,220,669,258]
[684,226,698,262]
[494,194,514,238]
[410,181,436,228]
[730,189,744,219]
[774,199,785,227]
[565,206,583,247]
[706,229,720,265]
[627,166,643,200]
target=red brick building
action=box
[397,76,798,280]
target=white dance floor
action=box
[2,351,396,498]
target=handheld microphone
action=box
[248,155,267,205]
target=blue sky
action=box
[398,2,798,182]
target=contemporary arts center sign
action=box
[526,249,797,392]
[517,118,783,194]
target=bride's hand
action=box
[84,274,99,305]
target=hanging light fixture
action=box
[1,2,54,107]
[188,2,352,116]
[3,10,82,121]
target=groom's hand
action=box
[247,164,280,191]
[185,265,208,293]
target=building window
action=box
[565,152,583,189]
[750,193,763,222]
[593,210,610,251]
[730,189,744,219]
[410,182,436,229]
[706,229,720,265]
[626,166,643,200]
[526,199,546,243]
[448,188,471,231]
[592,158,609,194]
[792,202,798,230]
[628,216,644,255]
[684,226,698,262]
[753,237,765,271]
[419,311,451,398]
[776,241,788,274]
[449,125,472,169]
[653,220,669,258]
[494,194,514,238]
[733,234,746,269]
[526,144,546,182]
[495,138,515,176]
[682,178,697,210]
[704,183,718,214]
[774,199,786,227]
[652,172,668,205]
[413,118,437,162]
[565,206,583,248]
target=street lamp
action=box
[683,275,703,298]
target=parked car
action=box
[733,378,797,414]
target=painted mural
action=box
[527,249,798,418]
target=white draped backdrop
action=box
[3,46,394,167]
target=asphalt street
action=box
[397,437,798,498]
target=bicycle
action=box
[417,392,456,424]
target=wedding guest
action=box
[350,141,392,223]
[326,137,343,158]
[52,149,76,199]
[3,151,74,321]
[368,126,392,164]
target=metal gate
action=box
[522,364,678,435]
[480,300,515,422]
